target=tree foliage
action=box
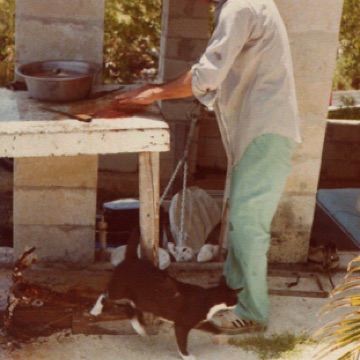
[103,0,161,84]
[333,0,360,90]
[0,0,15,86]
[1,0,359,88]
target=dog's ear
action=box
[125,227,141,260]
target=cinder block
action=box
[14,188,97,226]
[293,124,327,159]
[159,36,209,62]
[160,150,173,162]
[268,231,310,263]
[15,19,103,64]
[165,18,209,39]
[286,156,323,193]
[159,98,199,120]
[198,117,220,138]
[275,0,344,33]
[295,79,333,118]
[202,138,226,159]
[321,160,360,181]
[159,57,194,81]
[350,143,360,160]
[162,0,210,19]
[291,32,339,82]
[321,142,353,161]
[272,194,317,232]
[160,158,174,180]
[14,156,98,188]
[197,156,216,169]
[327,121,360,143]
[14,224,95,263]
[16,0,105,21]
[97,172,138,199]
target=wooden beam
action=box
[139,152,160,267]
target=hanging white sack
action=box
[169,186,222,252]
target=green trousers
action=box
[224,133,295,324]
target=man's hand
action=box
[115,70,193,106]
[115,85,159,106]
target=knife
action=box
[39,106,92,122]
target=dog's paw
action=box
[180,354,197,360]
[130,318,147,337]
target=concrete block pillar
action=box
[15,0,105,78]
[268,0,344,262]
[14,156,98,263]
[13,0,105,263]
[159,0,210,193]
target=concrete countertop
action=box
[0,85,170,157]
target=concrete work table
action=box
[0,86,170,265]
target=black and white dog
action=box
[90,229,240,360]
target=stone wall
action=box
[15,0,104,72]
[13,0,105,263]
[319,120,360,189]
[14,156,98,263]
[268,0,343,262]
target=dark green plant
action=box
[0,0,15,86]
[333,0,360,90]
[228,332,313,360]
[103,0,161,84]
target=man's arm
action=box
[116,70,193,105]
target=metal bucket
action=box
[16,60,102,102]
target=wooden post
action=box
[216,199,229,261]
[139,152,160,267]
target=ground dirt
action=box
[0,258,358,360]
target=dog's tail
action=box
[125,227,141,260]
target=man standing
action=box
[116,0,301,334]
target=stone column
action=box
[14,156,98,263]
[269,0,345,262]
[13,0,105,263]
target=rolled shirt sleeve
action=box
[191,0,301,166]
[191,2,253,108]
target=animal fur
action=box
[90,229,240,360]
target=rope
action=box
[179,160,188,246]
[159,101,200,245]
[159,101,200,205]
